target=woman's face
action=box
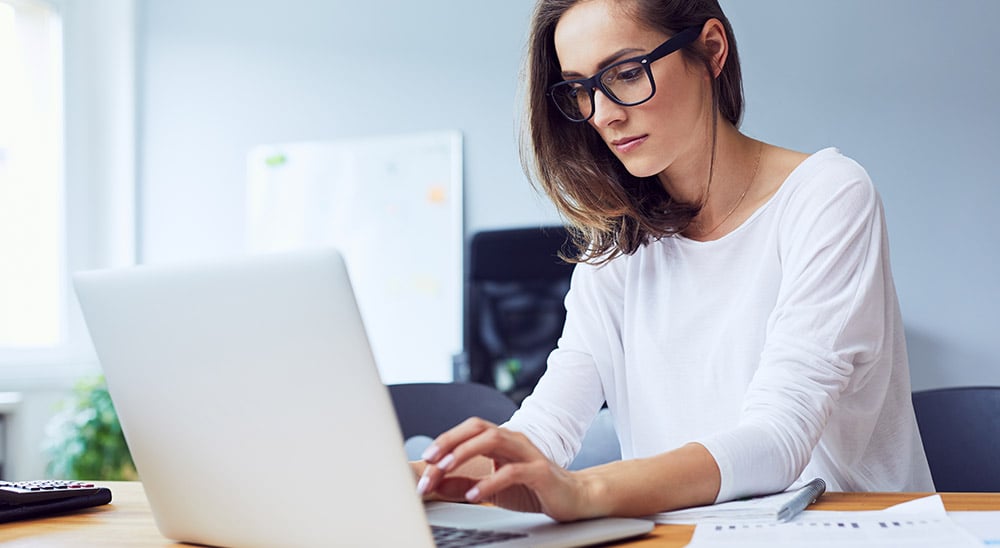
[553,0,712,179]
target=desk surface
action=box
[0,482,997,547]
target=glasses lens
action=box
[600,61,652,105]
[550,82,591,122]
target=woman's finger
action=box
[431,476,481,502]
[418,419,506,496]
[435,426,540,479]
[466,460,548,503]
[418,418,551,500]
[421,417,496,465]
[473,461,585,521]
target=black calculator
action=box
[0,480,102,504]
[0,480,112,523]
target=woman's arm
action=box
[417,418,720,521]
[575,442,720,517]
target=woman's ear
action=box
[700,18,729,78]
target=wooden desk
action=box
[1,482,997,547]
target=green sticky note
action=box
[264,154,287,167]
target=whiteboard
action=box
[246,131,463,383]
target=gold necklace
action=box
[694,141,764,238]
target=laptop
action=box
[73,248,654,547]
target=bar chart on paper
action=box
[687,515,983,547]
[245,132,463,383]
[685,495,987,547]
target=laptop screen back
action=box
[74,249,434,547]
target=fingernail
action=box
[416,475,429,495]
[436,453,455,471]
[465,487,480,503]
[421,444,440,461]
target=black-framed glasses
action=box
[548,25,703,123]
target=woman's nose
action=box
[589,89,626,128]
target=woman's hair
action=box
[520,0,743,263]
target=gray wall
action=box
[722,1,1000,389]
[138,0,1000,389]
[138,0,557,265]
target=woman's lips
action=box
[611,135,648,154]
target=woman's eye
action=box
[602,64,643,87]
[616,67,643,82]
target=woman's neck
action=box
[657,123,764,240]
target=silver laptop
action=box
[73,248,654,547]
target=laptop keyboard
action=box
[431,524,529,547]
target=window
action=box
[0,0,64,350]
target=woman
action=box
[415,0,934,521]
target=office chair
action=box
[389,382,621,469]
[567,408,622,470]
[388,382,518,441]
[911,386,1000,492]
[461,225,577,404]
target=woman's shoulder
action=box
[789,147,873,189]
[765,148,885,254]
[569,240,653,297]
[776,147,878,212]
[572,251,627,284]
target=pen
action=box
[777,478,827,522]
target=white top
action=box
[505,148,935,502]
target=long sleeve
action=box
[502,263,619,467]
[697,160,899,501]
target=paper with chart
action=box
[246,132,463,383]
[684,495,983,547]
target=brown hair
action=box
[520,0,743,263]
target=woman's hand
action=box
[415,418,601,522]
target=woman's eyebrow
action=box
[561,47,645,78]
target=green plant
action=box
[43,375,137,480]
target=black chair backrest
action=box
[911,386,1000,492]
[388,382,518,440]
[464,226,576,403]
